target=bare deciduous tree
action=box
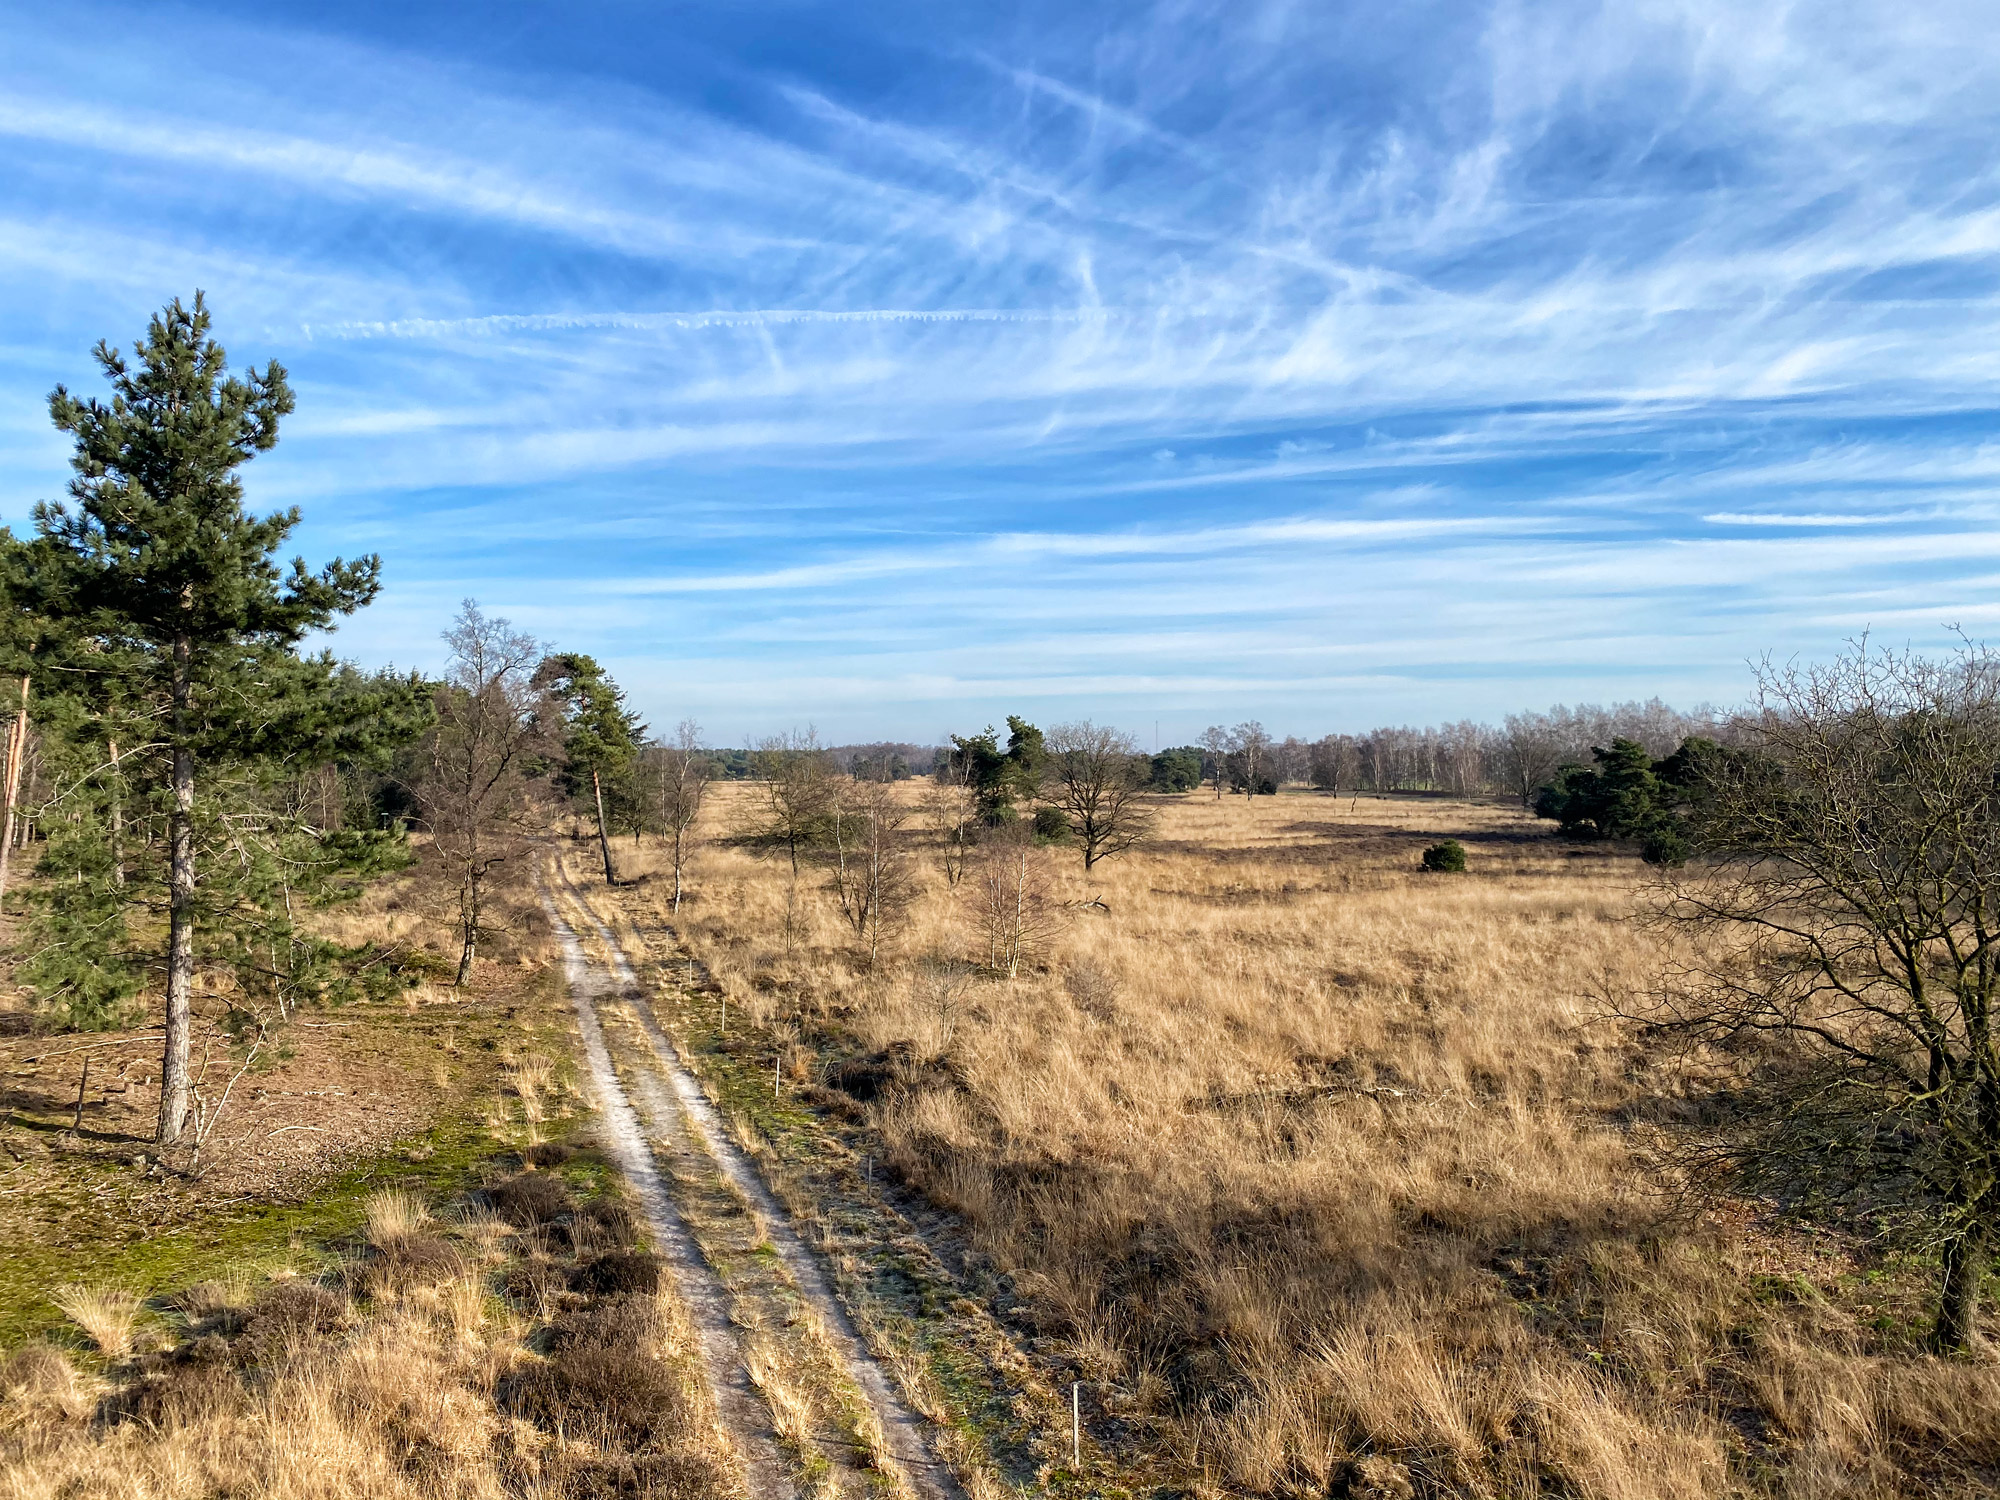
[1043,721,1157,871]
[827,776,915,968]
[1228,721,1274,796]
[415,601,543,986]
[1499,711,1567,809]
[1199,724,1230,800]
[1308,733,1359,795]
[1646,642,2000,1352]
[654,718,712,914]
[965,845,1066,978]
[749,728,836,951]
[921,756,980,886]
[911,956,972,1058]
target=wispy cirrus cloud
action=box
[0,0,1995,738]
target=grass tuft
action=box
[363,1188,429,1248]
[50,1284,143,1359]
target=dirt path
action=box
[551,866,966,1500]
[539,887,794,1500]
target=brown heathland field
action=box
[8,783,2000,1499]
[618,783,2000,1499]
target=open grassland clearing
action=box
[598,783,2000,1499]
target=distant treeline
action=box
[1224,698,1724,805]
[707,700,1720,806]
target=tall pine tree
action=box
[32,292,420,1146]
[535,652,643,884]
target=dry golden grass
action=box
[364,1189,430,1249]
[48,1288,142,1361]
[625,782,2000,1499]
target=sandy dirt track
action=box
[546,865,964,1500]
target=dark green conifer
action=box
[535,652,645,884]
[30,293,426,1144]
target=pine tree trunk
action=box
[0,675,29,908]
[1935,1224,1987,1352]
[592,768,616,884]
[160,641,195,1147]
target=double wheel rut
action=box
[541,862,963,1500]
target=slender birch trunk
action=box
[456,818,480,987]
[457,874,479,985]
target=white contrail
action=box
[301,306,1123,340]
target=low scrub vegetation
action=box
[0,1157,733,1500]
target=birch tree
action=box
[965,845,1065,979]
[1199,724,1230,800]
[827,776,914,968]
[921,756,980,886]
[750,728,836,949]
[416,602,543,985]
[655,718,712,913]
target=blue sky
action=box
[2,1,1997,745]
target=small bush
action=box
[1032,805,1071,843]
[502,1258,572,1310]
[1064,959,1120,1019]
[486,1171,576,1229]
[234,1281,348,1366]
[505,1297,691,1450]
[0,1344,91,1424]
[364,1234,464,1294]
[571,1252,662,1298]
[1420,839,1467,873]
[1641,825,1689,867]
[581,1195,636,1247]
[117,1335,240,1428]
